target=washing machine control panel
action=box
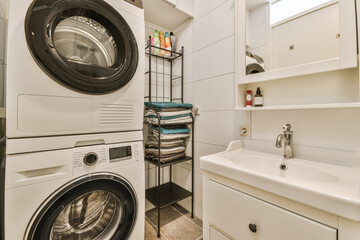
[109,146,132,163]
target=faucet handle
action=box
[282,124,292,131]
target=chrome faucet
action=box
[275,124,294,159]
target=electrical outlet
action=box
[193,106,200,116]
[240,125,251,137]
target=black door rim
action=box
[25,173,138,240]
[25,0,139,94]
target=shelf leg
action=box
[191,119,194,218]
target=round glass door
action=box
[25,0,139,94]
[26,174,137,240]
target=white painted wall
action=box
[0,0,6,107]
[169,0,247,219]
[144,0,360,221]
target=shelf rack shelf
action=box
[144,37,194,238]
[235,102,360,111]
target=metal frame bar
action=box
[145,37,194,239]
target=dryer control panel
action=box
[73,141,143,174]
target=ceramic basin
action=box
[200,140,360,222]
[229,155,338,182]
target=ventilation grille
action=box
[100,103,135,125]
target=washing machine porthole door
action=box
[25,0,139,94]
[26,174,137,240]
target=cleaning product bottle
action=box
[254,87,263,107]
[246,90,253,107]
[159,31,166,56]
[170,32,176,52]
[164,32,171,57]
[150,36,155,54]
[153,30,160,55]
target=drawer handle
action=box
[249,223,257,233]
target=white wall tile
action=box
[249,4,267,28]
[195,111,238,146]
[195,0,229,20]
[194,0,235,51]
[194,73,234,111]
[194,35,235,81]
[249,23,266,48]
[173,165,203,205]
[174,20,194,54]
[180,141,226,174]
[0,64,4,107]
[0,18,6,64]
[0,0,6,19]
[173,53,194,84]
[252,108,360,153]
[177,198,203,219]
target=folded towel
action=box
[152,129,190,140]
[151,126,190,134]
[145,116,193,125]
[146,141,185,149]
[145,146,185,156]
[148,114,191,120]
[147,152,186,163]
[144,109,192,117]
[145,102,193,109]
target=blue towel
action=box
[152,126,190,134]
[148,114,191,120]
[145,102,193,109]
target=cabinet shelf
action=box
[146,182,192,209]
[145,156,192,168]
[235,102,360,111]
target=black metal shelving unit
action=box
[144,36,194,238]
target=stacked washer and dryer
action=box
[1,0,145,239]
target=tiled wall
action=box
[0,0,6,107]
[169,0,244,219]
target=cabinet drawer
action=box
[210,227,230,240]
[207,180,337,240]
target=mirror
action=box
[245,0,346,76]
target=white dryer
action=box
[6,0,145,138]
[1,132,145,240]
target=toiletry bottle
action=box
[170,32,176,52]
[165,32,171,57]
[254,87,263,107]
[246,90,253,107]
[151,36,155,54]
[159,31,166,56]
[153,30,160,55]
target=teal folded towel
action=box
[152,126,190,134]
[145,102,193,109]
[148,114,190,120]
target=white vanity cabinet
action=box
[205,179,337,240]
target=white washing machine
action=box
[6,0,145,138]
[1,132,145,240]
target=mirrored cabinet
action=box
[235,0,360,110]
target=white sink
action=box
[200,141,360,222]
[229,155,338,182]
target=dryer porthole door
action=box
[25,174,138,240]
[25,0,139,94]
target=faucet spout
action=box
[275,124,294,159]
[275,134,284,148]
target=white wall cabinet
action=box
[205,180,337,240]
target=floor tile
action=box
[146,205,183,227]
[161,215,203,240]
[145,220,167,240]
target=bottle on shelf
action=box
[254,87,263,107]
[170,32,176,52]
[165,32,171,57]
[159,31,166,56]
[246,90,253,107]
[153,30,160,55]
